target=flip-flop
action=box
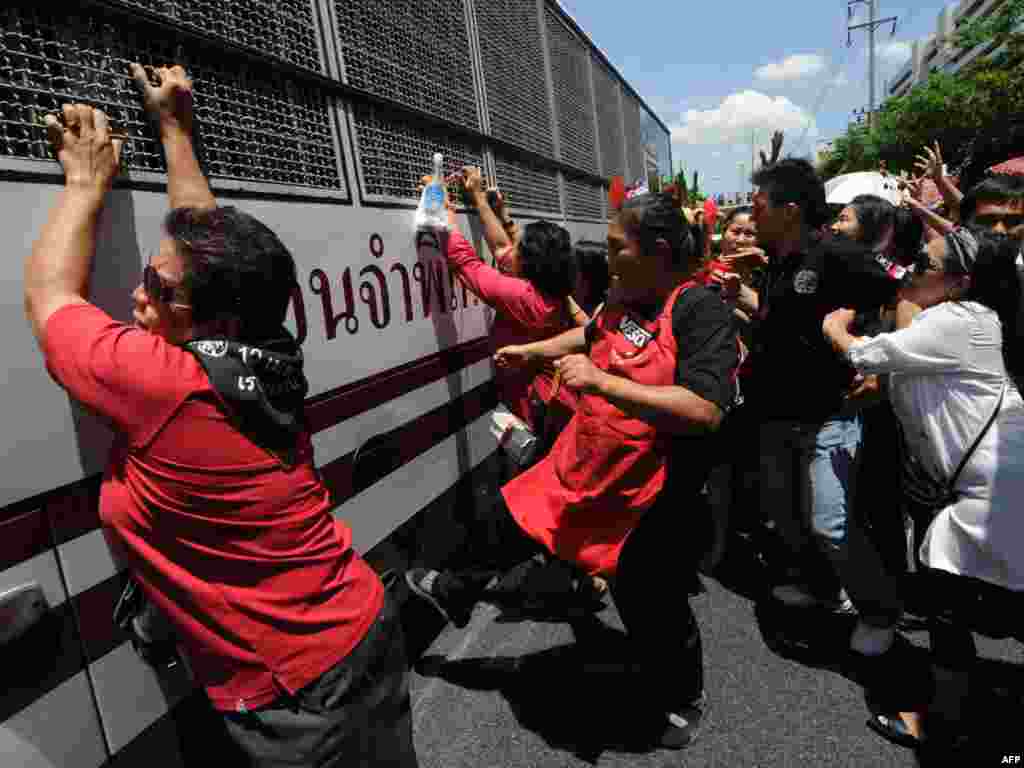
[866,713,925,749]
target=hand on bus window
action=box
[461,166,486,206]
[130,63,194,138]
[45,105,123,199]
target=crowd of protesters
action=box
[22,56,1024,767]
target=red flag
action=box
[608,176,626,211]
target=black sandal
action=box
[866,713,925,749]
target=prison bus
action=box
[0,1,672,765]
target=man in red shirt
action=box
[408,188,738,750]
[24,64,414,767]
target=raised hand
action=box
[760,130,784,166]
[461,166,486,205]
[914,141,945,182]
[720,247,768,270]
[129,63,193,137]
[45,104,123,198]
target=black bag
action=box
[899,379,1006,517]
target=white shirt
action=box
[849,301,1024,591]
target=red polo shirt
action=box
[43,303,383,713]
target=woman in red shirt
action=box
[24,65,414,767]
[444,168,581,446]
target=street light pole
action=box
[847,0,898,126]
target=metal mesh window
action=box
[475,0,553,157]
[0,5,344,192]
[544,9,596,175]
[334,0,479,131]
[352,102,483,201]
[591,59,623,178]
[109,0,323,72]
[493,154,560,215]
[564,176,602,220]
[622,95,644,181]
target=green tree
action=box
[819,0,1024,185]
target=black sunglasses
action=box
[143,265,191,309]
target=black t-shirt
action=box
[586,285,739,498]
[748,237,901,422]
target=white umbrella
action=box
[824,171,903,206]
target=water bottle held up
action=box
[415,152,449,231]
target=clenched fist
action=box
[555,354,606,394]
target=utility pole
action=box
[847,0,897,126]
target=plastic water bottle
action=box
[415,152,449,230]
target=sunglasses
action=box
[143,265,191,309]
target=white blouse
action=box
[849,301,1024,591]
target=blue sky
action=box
[557,0,952,197]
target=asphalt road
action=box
[406,550,1024,768]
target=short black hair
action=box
[751,157,830,230]
[961,175,1024,223]
[963,231,1024,381]
[848,194,896,251]
[619,191,700,270]
[519,220,575,299]
[165,206,297,341]
[573,239,609,308]
[891,206,925,267]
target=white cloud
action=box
[754,54,827,82]
[877,40,912,66]
[671,90,818,147]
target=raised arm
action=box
[461,166,514,263]
[915,141,963,219]
[494,326,588,368]
[130,63,215,212]
[24,104,123,342]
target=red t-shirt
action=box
[43,303,383,713]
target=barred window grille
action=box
[352,102,483,201]
[475,0,553,157]
[334,0,479,131]
[544,9,597,176]
[591,59,623,178]
[109,0,323,73]
[0,5,344,192]
[622,95,644,181]
[564,176,602,221]
[493,154,560,215]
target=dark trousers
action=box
[443,490,707,713]
[223,591,418,768]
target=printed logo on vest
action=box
[792,269,819,295]
[194,340,229,358]
[618,315,655,348]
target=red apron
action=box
[502,282,692,576]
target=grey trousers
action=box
[223,590,418,767]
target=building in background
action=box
[887,0,1021,99]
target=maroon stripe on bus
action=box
[304,336,492,434]
[319,379,497,501]
[47,475,103,547]
[69,380,497,668]
[0,337,493,561]
[0,508,53,573]
[73,572,132,664]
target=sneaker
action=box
[660,695,705,749]
[405,568,473,628]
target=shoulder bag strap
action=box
[948,377,1007,492]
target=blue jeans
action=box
[759,415,863,597]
